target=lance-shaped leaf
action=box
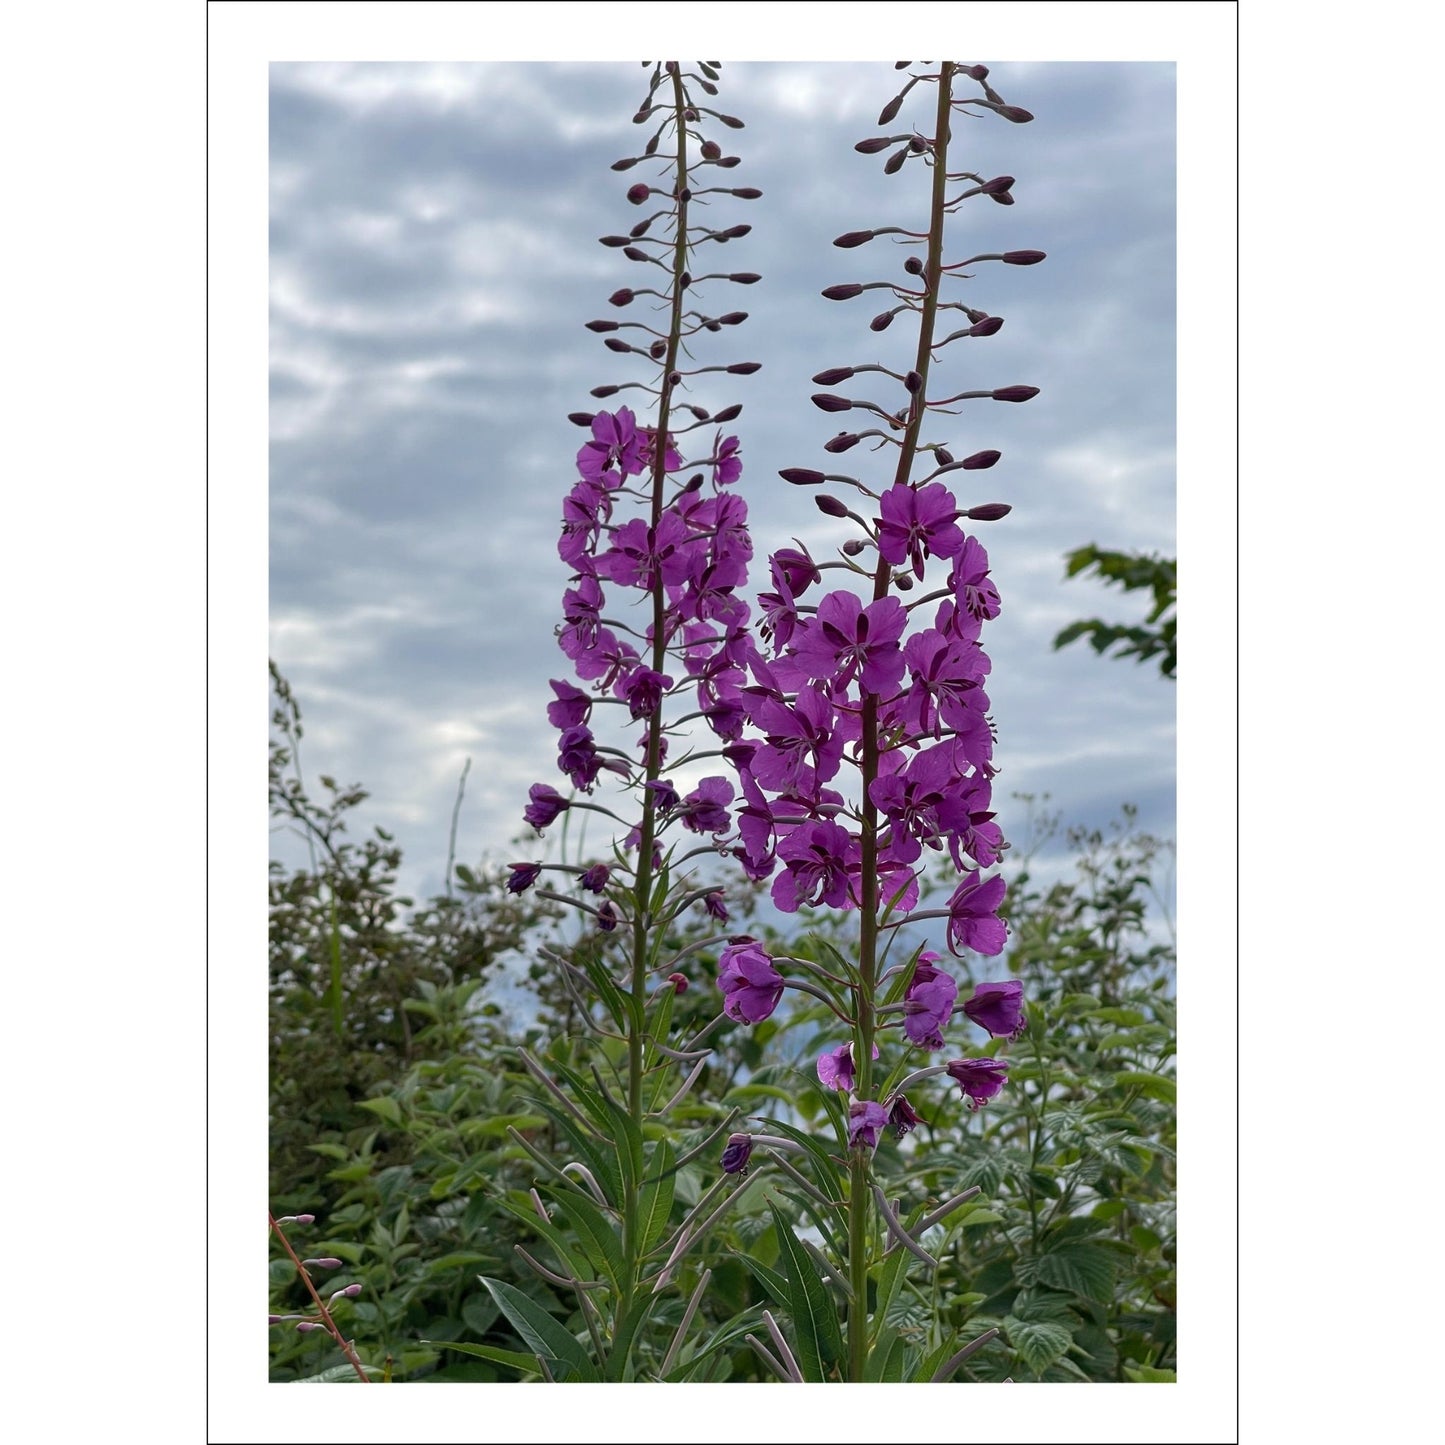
[636,1137,676,1256]
[478,1277,602,1383]
[766,1198,845,1381]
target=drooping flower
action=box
[596,900,620,932]
[679,775,735,834]
[945,868,1008,956]
[816,1040,879,1093]
[718,939,785,1023]
[962,979,1026,1038]
[903,956,959,1050]
[545,679,592,730]
[524,784,569,830]
[721,1132,754,1175]
[507,862,542,894]
[887,1094,924,1138]
[945,1057,1010,1110]
[712,433,743,487]
[847,1099,890,1150]
[579,864,611,894]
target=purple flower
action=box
[507,862,542,894]
[718,939,785,1023]
[962,979,1026,1038]
[524,784,569,830]
[877,482,966,579]
[816,1040,879,1093]
[618,665,672,720]
[945,1057,1010,1110]
[596,900,619,933]
[703,890,729,922]
[713,433,743,487]
[721,1133,754,1175]
[577,406,647,484]
[903,957,959,1050]
[579,864,611,894]
[679,775,735,834]
[546,679,592,730]
[790,590,908,698]
[945,869,1008,957]
[887,1094,924,1138]
[772,818,858,912]
[847,1099,889,1150]
[557,725,602,791]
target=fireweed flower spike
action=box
[714,60,1042,1383]
[490,61,771,1380]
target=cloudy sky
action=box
[268,58,1176,906]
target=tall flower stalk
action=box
[492,60,766,1381]
[715,59,1043,1382]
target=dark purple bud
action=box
[611,156,641,171]
[719,311,748,324]
[1002,249,1047,265]
[904,370,923,393]
[649,340,668,359]
[596,901,619,933]
[626,183,651,205]
[599,235,630,248]
[965,503,1012,521]
[713,403,743,422]
[780,468,826,486]
[623,246,651,262]
[884,146,908,175]
[579,863,611,893]
[684,107,699,122]
[855,137,893,154]
[967,316,1004,336]
[990,191,1015,206]
[676,188,692,203]
[870,311,895,332]
[682,473,705,492]
[732,187,763,199]
[812,368,854,387]
[507,862,542,894]
[962,449,1001,469]
[936,447,954,465]
[604,338,633,353]
[591,385,620,398]
[894,61,911,70]
[704,890,729,922]
[822,283,864,300]
[824,432,860,453]
[701,139,722,160]
[964,64,989,80]
[904,255,924,275]
[633,109,652,124]
[729,272,761,284]
[668,972,689,993]
[842,538,866,556]
[721,1133,754,1176]
[608,288,635,307]
[716,155,741,168]
[727,361,761,374]
[816,495,849,518]
[718,113,745,128]
[980,175,1015,194]
[630,217,653,237]
[679,272,692,288]
[998,105,1034,123]
[894,572,914,591]
[812,394,853,413]
[878,94,904,125]
[567,412,596,427]
[718,223,752,240]
[835,230,876,248]
[585,319,619,333]
[992,385,1039,403]
[908,136,927,153]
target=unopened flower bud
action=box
[842,539,866,556]
[608,288,634,307]
[567,411,596,427]
[965,502,1012,521]
[997,105,1034,123]
[700,140,722,159]
[1002,249,1046,265]
[980,175,1015,194]
[330,1283,363,1301]
[962,449,1001,469]
[992,385,1039,403]
[854,136,893,154]
[718,113,745,129]
[834,230,876,248]
[611,156,641,171]
[904,255,925,275]
[908,136,927,153]
[584,319,619,332]
[507,862,542,894]
[296,1321,324,1333]
[821,283,864,301]
[732,186,763,199]
[824,432,860,453]
[870,311,895,332]
[626,183,651,205]
[726,361,761,375]
[719,311,748,325]
[591,385,620,398]
[668,972,688,993]
[964,64,989,80]
[884,146,908,175]
[967,316,1004,336]
[894,572,914,591]
[721,1133,754,1175]
[713,403,743,422]
[905,370,923,393]
[649,340,668,359]
[623,246,651,262]
[936,447,954,465]
[303,1258,343,1269]
[780,468,826,486]
[878,94,905,125]
[812,394,853,413]
[813,367,855,386]
[816,495,849,518]
[729,272,761,284]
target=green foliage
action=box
[1054,545,1176,679]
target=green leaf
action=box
[1003,1315,1073,1375]
[423,1338,538,1377]
[1113,1070,1176,1104]
[356,1096,403,1128]
[749,1118,846,1203]
[291,1363,383,1382]
[767,1199,844,1381]
[864,1323,909,1382]
[550,1192,626,1288]
[1124,1364,1177,1383]
[637,1138,676,1256]
[1036,1242,1117,1303]
[477,1277,601,1382]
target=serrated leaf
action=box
[478,1277,600,1382]
[1003,1315,1073,1375]
[1036,1242,1117,1303]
